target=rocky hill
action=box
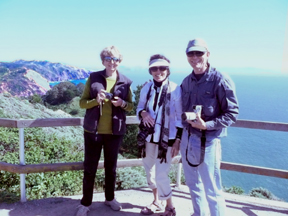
[0,60,91,97]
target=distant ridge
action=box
[0,60,91,97]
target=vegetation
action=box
[43,82,84,105]
[0,124,147,203]
[120,85,142,158]
[0,83,146,203]
[224,185,244,195]
[28,93,43,104]
[249,187,281,200]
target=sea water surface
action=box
[51,71,288,201]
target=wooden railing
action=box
[1,116,288,202]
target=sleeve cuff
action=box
[176,127,183,139]
[205,121,214,130]
[138,109,145,119]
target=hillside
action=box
[0,60,91,97]
[0,93,83,145]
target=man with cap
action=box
[180,38,239,216]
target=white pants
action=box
[142,142,173,200]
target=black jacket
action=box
[83,69,132,135]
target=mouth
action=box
[155,75,164,78]
[190,59,200,63]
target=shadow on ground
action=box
[226,199,288,216]
[0,196,144,216]
[0,186,288,216]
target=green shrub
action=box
[0,126,84,202]
[29,94,43,104]
[121,125,138,158]
[0,190,19,204]
[168,164,186,185]
[224,186,244,195]
[249,187,280,200]
[121,84,142,158]
[116,167,146,190]
[69,109,79,115]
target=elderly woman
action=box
[76,46,133,216]
[136,54,183,216]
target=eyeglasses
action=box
[186,51,205,57]
[150,66,168,72]
[104,56,120,62]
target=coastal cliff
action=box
[0,60,91,97]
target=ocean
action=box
[50,70,288,201]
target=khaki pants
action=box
[142,142,173,200]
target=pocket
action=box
[186,135,201,165]
[202,98,216,117]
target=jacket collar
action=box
[190,64,215,83]
[99,69,125,84]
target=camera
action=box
[181,112,196,121]
[105,92,114,100]
[182,105,202,121]
[137,121,155,146]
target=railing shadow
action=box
[0,197,144,216]
[226,199,288,216]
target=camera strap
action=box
[185,130,206,167]
[142,83,162,123]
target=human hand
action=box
[97,89,106,104]
[141,111,155,127]
[171,139,180,158]
[111,96,123,107]
[186,113,207,130]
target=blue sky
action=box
[0,0,287,73]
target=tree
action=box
[45,87,59,105]
[76,83,85,96]
[44,82,78,105]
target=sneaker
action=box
[75,205,90,216]
[104,198,122,211]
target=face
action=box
[102,55,120,73]
[150,66,168,82]
[187,51,210,73]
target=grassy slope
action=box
[0,93,83,146]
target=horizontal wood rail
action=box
[1,116,288,202]
[220,162,288,179]
[1,159,287,179]
[1,117,288,132]
[0,157,181,174]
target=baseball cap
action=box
[186,38,209,53]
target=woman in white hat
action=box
[136,54,183,216]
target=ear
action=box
[102,61,105,66]
[206,52,210,58]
